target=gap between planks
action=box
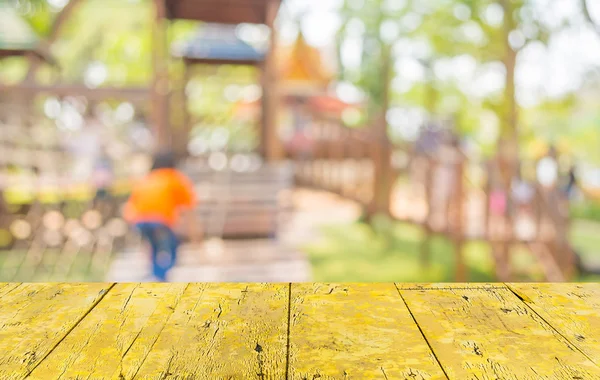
[22,283,117,377]
[504,283,600,370]
[13,283,595,379]
[394,283,451,380]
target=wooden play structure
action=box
[291,107,575,281]
[0,0,579,282]
[169,20,294,241]
[0,0,299,282]
[177,158,294,240]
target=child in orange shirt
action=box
[123,152,197,281]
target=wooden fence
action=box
[286,110,574,281]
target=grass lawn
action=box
[1,219,598,283]
[0,249,109,282]
[303,217,600,282]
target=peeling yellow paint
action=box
[27,283,187,379]
[399,284,600,379]
[0,283,599,379]
[288,283,446,379]
[508,283,600,367]
[130,283,288,379]
[0,283,112,379]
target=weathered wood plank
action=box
[288,283,446,379]
[507,283,600,366]
[131,283,288,379]
[26,283,187,379]
[399,284,600,379]
[0,283,112,379]
[2,283,598,379]
[0,283,22,298]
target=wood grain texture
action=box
[399,285,600,379]
[26,283,187,379]
[0,283,112,379]
[0,283,22,298]
[508,283,600,366]
[1,283,600,379]
[288,283,446,379]
[131,283,289,379]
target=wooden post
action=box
[260,0,282,162]
[331,122,344,194]
[173,62,191,161]
[369,45,393,217]
[498,0,520,198]
[421,156,434,268]
[183,62,191,158]
[353,132,363,200]
[454,154,467,282]
[494,181,512,282]
[152,0,170,152]
[327,122,336,191]
[502,175,514,281]
[483,161,491,241]
[561,192,575,280]
[340,127,351,197]
[550,188,574,280]
[502,0,518,146]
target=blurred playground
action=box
[1,0,600,283]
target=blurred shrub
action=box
[571,201,600,222]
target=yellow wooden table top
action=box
[1,283,600,379]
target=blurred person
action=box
[92,146,114,205]
[536,144,559,188]
[437,134,460,211]
[123,151,199,282]
[564,164,577,199]
[511,166,536,240]
[511,166,534,214]
[415,122,438,155]
[488,158,508,240]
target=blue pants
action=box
[135,222,178,282]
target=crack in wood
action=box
[394,284,451,380]
[120,284,140,314]
[401,286,507,291]
[380,366,389,379]
[22,284,116,378]
[506,284,600,370]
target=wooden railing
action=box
[283,110,575,281]
[288,115,376,207]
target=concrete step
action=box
[118,239,301,260]
[105,259,311,282]
[107,238,311,282]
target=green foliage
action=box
[51,0,154,84]
[334,0,583,156]
[1,0,599,167]
[8,0,55,36]
[336,0,398,117]
[571,201,600,223]
[0,0,200,86]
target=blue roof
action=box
[175,23,265,64]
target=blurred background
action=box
[0,0,599,283]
